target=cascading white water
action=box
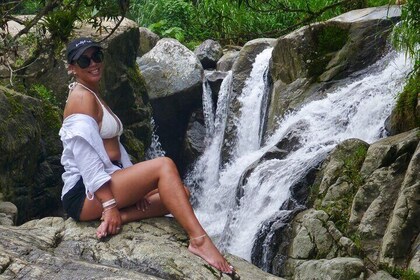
[187,49,412,263]
[202,76,215,142]
[145,118,166,159]
[186,72,233,201]
[234,48,273,156]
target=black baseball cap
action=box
[66,37,102,64]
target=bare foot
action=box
[188,234,233,273]
[96,221,108,239]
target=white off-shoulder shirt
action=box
[59,114,133,200]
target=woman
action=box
[60,37,233,274]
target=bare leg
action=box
[79,157,232,273]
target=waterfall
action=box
[186,71,233,201]
[145,118,166,159]
[186,49,412,264]
[234,48,273,156]
[202,76,215,142]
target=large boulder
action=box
[0,86,63,223]
[282,209,359,278]
[0,217,283,280]
[277,128,419,279]
[379,131,420,268]
[138,38,204,168]
[349,129,419,264]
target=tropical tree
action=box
[0,0,129,84]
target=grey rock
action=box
[181,110,206,174]
[348,129,419,263]
[0,87,63,223]
[139,27,160,57]
[380,133,420,267]
[0,202,18,225]
[138,38,204,168]
[194,39,224,69]
[294,257,365,280]
[139,38,203,100]
[217,50,240,72]
[408,234,420,274]
[205,70,228,98]
[317,139,368,197]
[0,217,282,279]
[367,270,397,280]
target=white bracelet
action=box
[102,198,116,208]
[100,204,118,220]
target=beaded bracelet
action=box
[102,198,116,208]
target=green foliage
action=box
[161,0,194,31]
[320,197,354,233]
[128,0,400,47]
[349,232,362,251]
[15,0,43,14]
[393,72,420,131]
[317,25,349,54]
[367,0,392,6]
[42,9,75,43]
[1,0,130,89]
[130,0,195,43]
[319,144,367,234]
[342,145,367,187]
[392,0,420,74]
[390,0,420,133]
[129,0,357,46]
[307,25,349,77]
[29,84,57,105]
[128,0,168,26]
[379,264,420,280]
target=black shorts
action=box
[62,178,86,221]
[62,161,123,221]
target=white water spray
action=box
[202,77,215,142]
[235,48,273,156]
[145,118,166,159]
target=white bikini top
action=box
[69,82,123,139]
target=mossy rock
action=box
[0,85,63,223]
[306,24,349,78]
[388,71,420,135]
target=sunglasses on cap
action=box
[74,50,104,69]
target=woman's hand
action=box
[97,207,122,238]
[136,197,151,212]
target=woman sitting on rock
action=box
[59,37,233,274]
